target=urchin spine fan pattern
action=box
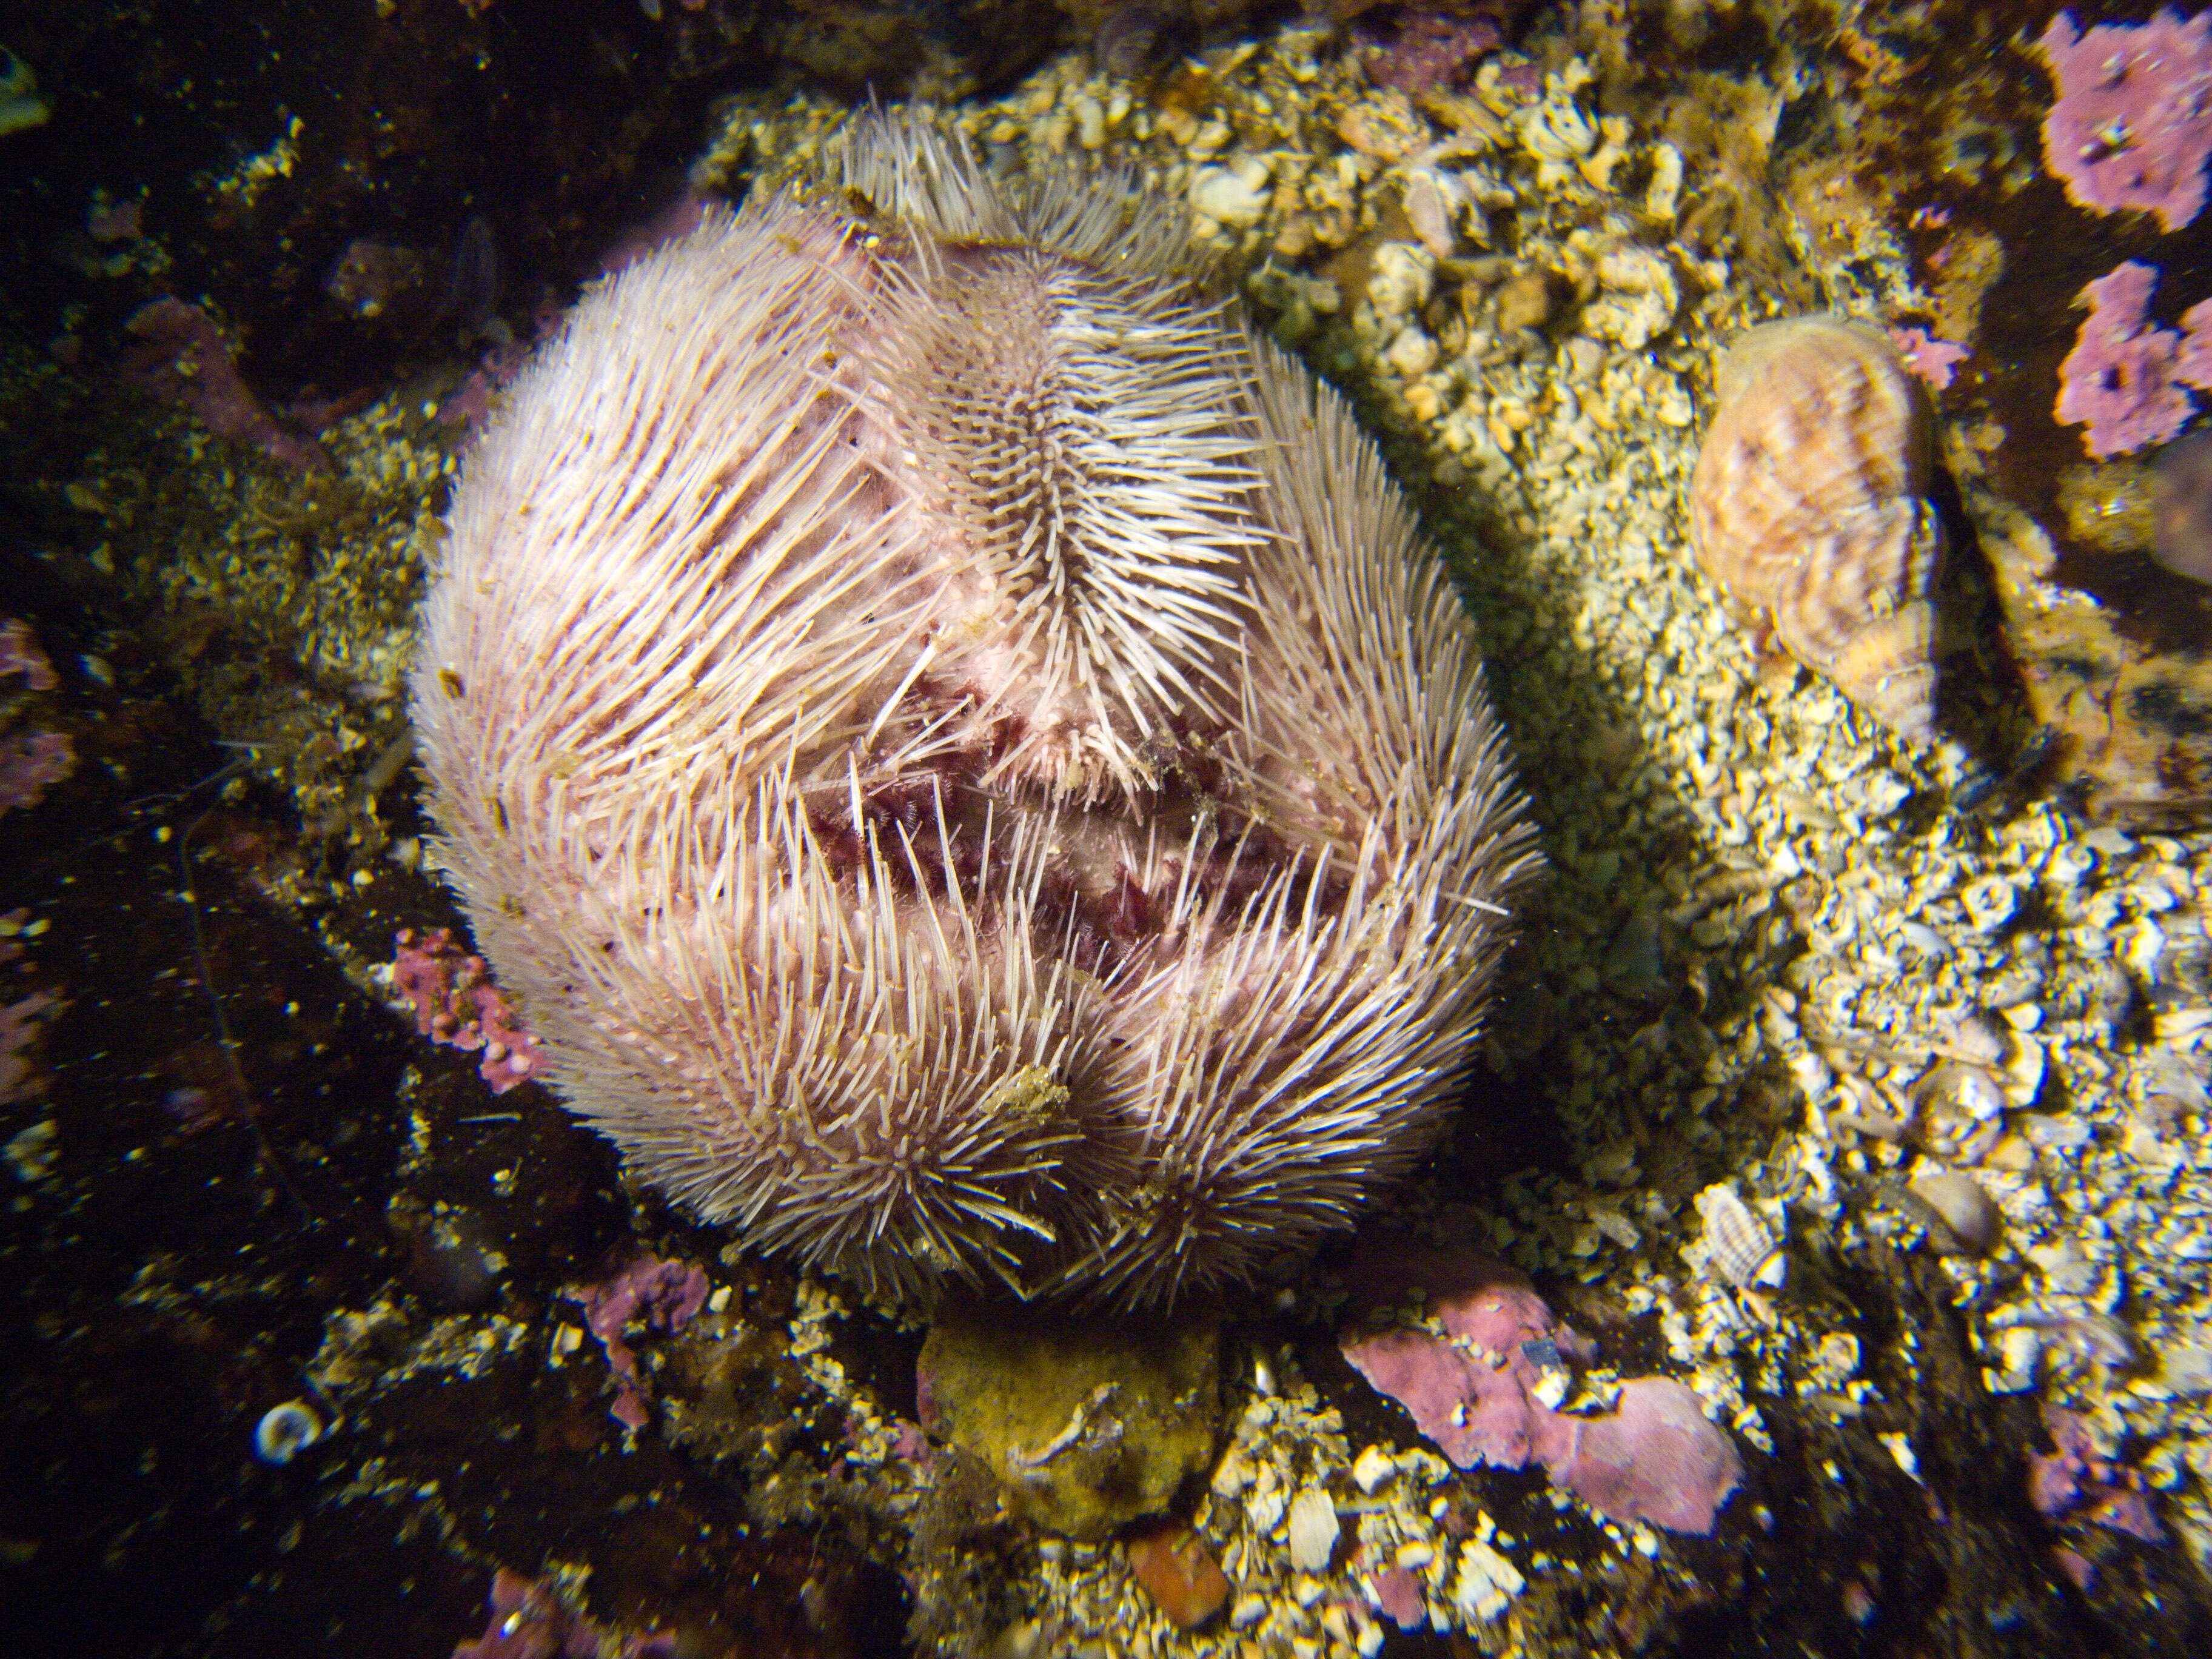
[873,243,1262,797]
[412,118,1536,1309]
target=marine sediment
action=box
[10,8,2212,1658]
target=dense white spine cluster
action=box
[412,118,1536,1308]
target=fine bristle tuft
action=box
[866,243,1264,799]
[412,111,1537,1310]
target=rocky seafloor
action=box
[4,3,2212,1657]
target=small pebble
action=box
[1495,265,1555,333]
[1189,158,1270,228]
[1126,1520,1231,1631]
[1070,94,1106,151]
[1387,327,1439,377]
[1352,1444,1396,1493]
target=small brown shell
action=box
[1911,1059,2008,1164]
[1908,1171,2002,1255]
[1689,316,1945,740]
[1695,1182,1785,1290]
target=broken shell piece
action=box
[1401,167,1482,258]
[1518,92,1598,189]
[2143,1045,2211,1116]
[253,1399,324,1466]
[2005,1309,2136,1371]
[1210,1449,1254,1498]
[1582,243,1678,352]
[1286,1486,1339,1570]
[1943,1006,2010,1068]
[1245,1472,1289,1534]
[1364,240,1436,319]
[1999,1029,2046,1110]
[1909,1171,2003,1255]
[1989,1324,2043,1392]
[1352,1444,1396,1493]
[1939,1008,2043,1108]
[1695,1183,1785,1290]
[1688,315,1945,740]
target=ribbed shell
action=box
[1694,1182,1785,1291]
[1689,317,1945,740]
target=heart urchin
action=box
[410,116,1537,1309]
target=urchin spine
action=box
[412,118,1535,1308]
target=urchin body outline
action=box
[412,119,1535,1308]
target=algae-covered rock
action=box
[1950,458,2212,820]
[917,1296,1222,1540]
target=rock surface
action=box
[918,1296,1222,1540]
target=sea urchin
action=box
[409,118,1536,1309]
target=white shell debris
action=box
[253,1399,324,1466]
[1581,243,1679,351]
[1352,1444,1396,1493]
[1452,1537,1526,1624]
[1189,156,1272,227]
[1287,1486,1339,1570]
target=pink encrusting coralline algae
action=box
[0,618,72,817]
[119,298,328,472]
[388,927,543,1092]
[0,731,71,816]
[566,1254,710,1430]
[2055,260,2212,458]
[0,619,58,691]
[1888,326,1970,392]
[2028,1403,2167,1545]
[1338,1238,1744,1535]
[1,990,58,1107]
[2039,8,2212,233]
[451,1567,676,1659]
